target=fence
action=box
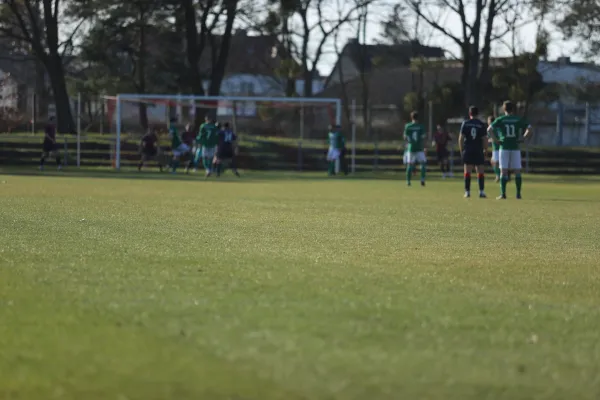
[2,133,600,175]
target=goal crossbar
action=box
[112,94,343,170]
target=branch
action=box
[24,0,45,46]
[59,17,86,58]
[408,0,464,47]
[311,0,374,68]
[439,0,472,35]
[490,18,532,41]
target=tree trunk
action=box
[182,0,205,127]
[208,0,238,96]
[479,0,496,96]
[47,55,74,133]
[283,20,296,97]
[300,7,311,97]
[35,59,47,119]
[137,9,148,131]
[303,69,314,97]
[467,0,484,106]
[461,44,471,107]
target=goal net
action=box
[103,94,342,171]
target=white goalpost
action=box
[108,94,343,171]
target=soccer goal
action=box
[104,94,343,171]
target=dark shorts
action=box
[217,146,234,159]
[436,148,449,161]
[462,150,484,166]
[142,148,157,159]
[43,140,56,153]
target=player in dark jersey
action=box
[138,127,163,171]
[214,122,240,177]
[40,117,62,171]
[432,125,452,178]
[458,106,487,198]
[181,123,196,174]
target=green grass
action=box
[1,169,600,400]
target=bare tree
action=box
[405,0,522,106]
[180,0,239,126]
[262,0,377,97]
[0,0,85,132]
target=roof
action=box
[199,33,303,78]
[348,40,445,67]
[318,66,462,106]
[325,40,445,86]
[537,60,600,85]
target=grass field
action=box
[1,169,600,400]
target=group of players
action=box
[138,115,240,178]
[39,101,530,198]
[402,100,532,199]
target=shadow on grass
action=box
[1,167,600,184]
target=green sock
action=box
[500,175,508,196]
[172,160,179,172]
[203,158,211,172]
[420,163,426,182]
[493,165,500,178]
[328,161,334,175]
[406,166,413,183]
[515,173,522,196]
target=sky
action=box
[312,5,580,77]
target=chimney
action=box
[235,29,247,36]
[557,56,570,66]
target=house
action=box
[113,31,323,126]
[325,39,445,88]
[317,65,462,137]
[0,69,19,109]
[197,31,324,118]
[533,57,600,145]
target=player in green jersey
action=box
[488,101,533,199]
[326,125,344,176]
[403,111,427,186]
[195,115,220,177]
[168,118,190,173]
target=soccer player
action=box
[168,118,190,173]
[214,122,240,177]
[459,106,487,198]
[488,100,532,199]
[196,115,219,177]
[138,127,163,172]
[403,111,427,186]
[181,123,196,173]
[432,124,452,178]
[487,116,501,182]
[40,116,62,171]
[326,124,344,176]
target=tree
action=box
[264,0,376,97]
[490,54,545,116]
[260,1,301,96]
[557,0,600,56]
[180,0,239,125]
[72,0,173,130]
[0,0,83,132]
[405,0,520,107]
[379,4,410,45]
